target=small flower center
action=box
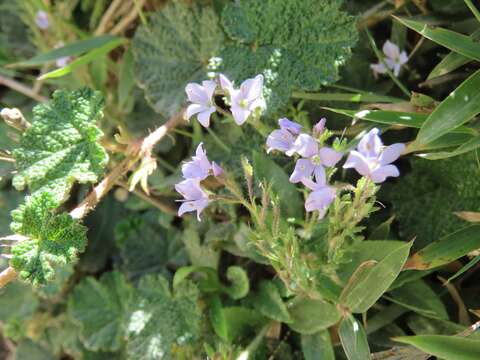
[239,99,249,109]
[311,154,322,166]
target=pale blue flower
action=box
[302,174,336,218]
[266,118,302,155]
[35,10,49,30]
[182,143,220,180]
[185,80,217,127]
[175,179,209,221]
[289,134,342,183]
[343,128,405,183]
[220,74,265,125]
[371,40,408,77]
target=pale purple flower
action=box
[289,134,342,183]
[266,118,302,155]
[212,162,223,177]
[220,74,265,125]
[371,40,408,77]
[343,128,405,183]
[35,10,49,30]
[182,143,220,180]
[185,80,217,127]
[175,179,209,221]
[313,118,326,137]
[302,175,336,219]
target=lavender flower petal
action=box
[290,158,314,183]
[379,143,405,165]
[358,128,382,158]
[313,118,326,137]
[370,165,400,183]
[279,118,302,135]
[266,129,296,154]
[343,151,370,177]
[292,134,318,158]
[319,147,343,167]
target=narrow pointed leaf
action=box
[394,335,480,360]
[394,17,480,61]
[404,225,480,270]
[414,70,480,147]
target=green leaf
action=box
[132,1,224,116]
[252,280,292,323]
[0,281,38,322]
[287,298,341,335]
[394,17,480,61]
[216,0,358,113]
[338,315,371,360]
[404,225,480,270]
[324,107,475,135]
[10,35,122,68]
[222,307,267,341]
[223,266,250,300]
[417,135,480,160]
[413,70,480,148]
[369,216,394,240]
[394,335,480,360]
[38,38,125,80]
[10,193,87,286]
[14,339,54,360]
[12,88,108,205]
[301,331,335,360]
[127,275,202,360]
[389,280,448,319]
[340,241,412,313]
[68,271,133,352]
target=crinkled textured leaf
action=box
[68,271,134,352]
[12,88,108,204]
[10,193,87,286]
[389,152,480,249]
[213,0,358,113]
[132,1,224,116]
[127,275,202,360]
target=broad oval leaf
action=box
[338,315,371,360]
[341,241,412,313]
[287,298,341,335]
[394,335,480,360]
[413,70,480,148]
[301,330,335,360]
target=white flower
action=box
[371,40,408,77]
[185,80,217,128]
[219,74,265,126]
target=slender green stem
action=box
[365,29,411,98]
[292,91,403,103]
[205,126,231,153]
[465,0,480,23]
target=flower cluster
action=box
[185,74,265,127]
[371,40,408,77]
[266,120,404,218]
[175,143,222,220]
